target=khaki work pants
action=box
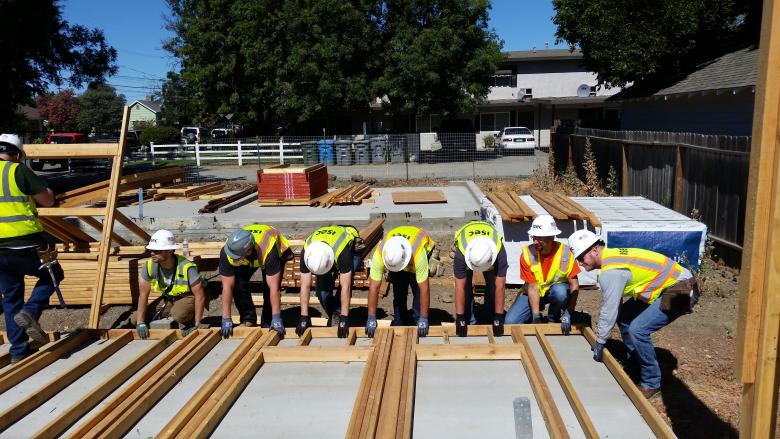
[131,295,196,325]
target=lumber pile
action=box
[55,167,185,207]
[486,192,536,221]
[256,164,328,205]
[199,186,258,213]
[531,192,602,227]
[310,184,373,207]
[144,182,231,201]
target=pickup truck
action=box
[28,133,87,171]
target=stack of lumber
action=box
[392,190,447,204]
[257,164,328,205]
[199,186,258,213]
[56,167,185,207]
[310,184,373,207]
[486,192,536,221]
[531,191,602,227]
[145,182,230,201]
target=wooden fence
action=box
[552,128,750,250]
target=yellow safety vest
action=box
[226,224,290,268]
[377,225,435,271]
[0,161,43,238]
[454,220,503,255]
[521,242,576,297]
[146,254,198,297]
[305,225,358,260]
[600,247,683,304]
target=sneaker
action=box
[240,321,256,328]
[10,348,37,364]
[13,311,48,345]
[639,386,660,399]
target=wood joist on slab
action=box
[486,191,536,221]
[531,191,602,227]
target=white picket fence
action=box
[149,139,303,166]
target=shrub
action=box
[139,126,180,146]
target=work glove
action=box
[221,317,234,338]
[492,313,505,337]
[337,315,350,338]
[270,314,285,338]
[136,322,149,339]
[417,316,429,338]
[295,315,311,337]
[455,314,468,337]
[366,314,377,338]
[531,313,542,324]
[181,324,197,336]
[561,310,572,335]
[592,342,605,362]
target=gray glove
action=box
[592,342,605,362]
[417,316,429,337]
[366,314,378,338]
[271,314,285,338]
[221,317,233,338]
[561,310,571,335]
[136,322,149,339]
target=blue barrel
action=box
[301,141,319,165]
[318,139,335,165]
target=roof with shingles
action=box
[130,99,162,113]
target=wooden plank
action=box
[24,143,120,159]
[261,345,372,362]
[376,328,416,438]
[511,327,570,439]
[78,215,131,246]
[260,163,325,174]
[113,210,150,242]
[581,327,674,438]
[39,217,82,243]
[0,332,132,432]
[391,190,447,204]
[37,208,107,217]
[535,330,599,438]
[359,328,395,438]
[413,343,523,360]
[88,106,130,329]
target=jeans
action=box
[315,253,361,317]
[505,283,569,324]
[389,271,420,326]
[618,298,676,390]
[463,270,497,324]
[232,265,275,326]
[0,250,64,359]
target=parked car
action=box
[210,128,231,139]
[494,126,536,155]
[28,133,87,171]
[181,126,208,144]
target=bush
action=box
[139,126,180,146]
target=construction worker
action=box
[452,220,508,337]
[505,215,579,333]
[568,229,698,399]
[220,224,291,338]
[0,134,61,363]
[132,230,207,337]
[365,225,435,338]
[296,225,361,338]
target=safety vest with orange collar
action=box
[599,247,683,304]
[226,224,290,268]
[521,242,576,296]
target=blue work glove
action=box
[181,324,196,336]
[592,342,605,362]
[221,317,233,338]
[270,314,285,338]
[337,315,349,338]
[532,313,542,324]
[366,314,378,338]
[561,310,571,335]
[455,314,468,337]
[136,322,149,339]
[295,315,311,337]
[417,316,429,338]
[492,313,505,337]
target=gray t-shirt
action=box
[141,261,201,290]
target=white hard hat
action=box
[305,241,335,275]
[529,214,561,237]
[147,229,179,251]
[465,237,498,272]
[568,229,600,259]
[0,134,24,155]
[382,236,412,272]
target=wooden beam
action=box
[261,345,372,362]
[112,210,150,242]
[37,207,107,217]
[376,328,416,438]
[77,215,131,246]
[511,327,570,439]
[413,343,523,360]
[350,328,394,438]
[88,106,130,329]
[673,145,685,212]
[24,143,120,159]
[31,332,177,439]
[535,330,599,438]
[581,327,674,438]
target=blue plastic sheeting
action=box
[606,230,705,270]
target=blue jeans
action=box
[618,298,676,390]
[463,270,497,324]
[233,265,273,326]
[389,271,420,326]
[505,283,569,324]
[315,253,361,317]
[0,250,64,359]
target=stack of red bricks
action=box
[257,164,329,205]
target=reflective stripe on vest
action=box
[600,248,683,304]
[227,224,290,268]
[454,220,503,255]
[146,254,197,297]
[0,161,43,238]
[521,242,574,296]
[378,226,435,270]
[305,225,356,260]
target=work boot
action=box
[239,321,256,328]
[639,386,660,400]
[14,311,48,345]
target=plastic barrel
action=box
[370,138,387,164]
[389,137,404,163]
[301,141,319,165]
[317,139,335,165]
[335,140,352,166]
[354,141,370,164]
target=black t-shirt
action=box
[453,245,509,280]
[299,246,354,274]
[218,246,282,277]
[0,162,48,248]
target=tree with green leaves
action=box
[75,83,125,134]
[0,0,117,129]
[552,0,761,88]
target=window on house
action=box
[491,70,516,88]
[480,112,511,131]
[590,86,597,96]
[522,88,533,99]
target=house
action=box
[614,46,757,136]
[128,98,162,129]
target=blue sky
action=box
[60,0,564,103]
